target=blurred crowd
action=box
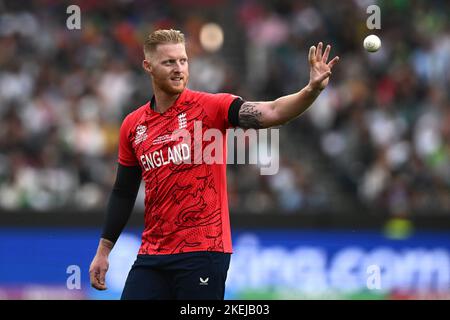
[0,0,449,216]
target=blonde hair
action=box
[144,29,185,58]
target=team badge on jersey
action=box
[178,113,187,129]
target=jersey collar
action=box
[149,89,189,115]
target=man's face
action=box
[144,43,189,95]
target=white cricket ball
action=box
[363,34,381,52]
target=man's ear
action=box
[143,59,152,74]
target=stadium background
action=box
[1,0,449,299]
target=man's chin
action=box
[155,80,187,95]
[166,84,186,95]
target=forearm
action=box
[100,189,137,245]
[100,164,141,246]
[270,84,322,126]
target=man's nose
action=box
[173,61,183,72]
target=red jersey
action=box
[118,88,238,255]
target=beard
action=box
[155,77,188,95]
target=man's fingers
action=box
[95,275,107,290]
[308,46,316,64]
[317,71,332,83]
[97,269,106,285]
[327,56,340,69]
[90,268,107,290]
[92,281,107,290]
[316,42,323,61]
[322,45,331,63]
[91,274,107,290]
[89,268,96,284]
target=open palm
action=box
[308,42,339,91]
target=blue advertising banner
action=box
[0,227,449,299]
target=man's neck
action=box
[152,87,182,113]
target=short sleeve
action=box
[201,93,242,130]
[118,115,139,166]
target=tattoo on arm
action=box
[238,102,263,129]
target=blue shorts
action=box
[121,251,231,300]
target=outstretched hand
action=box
[308,42,339,91]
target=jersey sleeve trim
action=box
[227,97,245,127]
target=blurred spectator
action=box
[1,0,449,216]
